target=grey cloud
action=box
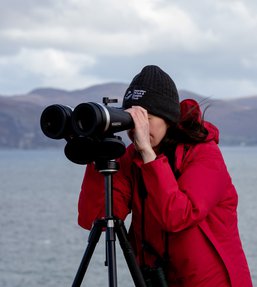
[0,0,257,98]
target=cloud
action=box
[0,1,219,55]
[0,48,100,92]
[0,0,257,98]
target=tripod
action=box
[72,159,147,287]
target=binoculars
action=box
[40,99,134,164]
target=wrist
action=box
[140,148,157,163]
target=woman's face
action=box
[147,114,169,150]
[127,112,169,151]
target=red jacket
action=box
[78,102,252,287]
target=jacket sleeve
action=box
[78,163,105,229]
[78,151,133,230]
[141,142,231,232]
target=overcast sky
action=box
[0,0,257,99]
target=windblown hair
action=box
[166,113,208,144]
[159,99,209,168]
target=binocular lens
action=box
[40,105,73,139]
[72,103,108,137]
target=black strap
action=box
[138,172,167,268]
[138,174,147,265]
[138,144,189,267]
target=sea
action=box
[0,146,256,287]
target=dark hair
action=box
[171,117,208,144]
[159,104,209,169]
[162,104,208,143]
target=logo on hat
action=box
[124,89,146,101]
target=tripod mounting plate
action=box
[64,136,126,165]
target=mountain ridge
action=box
[1,83,257,149]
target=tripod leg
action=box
[115,219,147,287]
[106,219,118,287]
[72,219,105,287]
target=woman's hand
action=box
[126,106,156,163]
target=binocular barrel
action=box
[40,102,134,140]
[72,102,134,137]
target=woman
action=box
[78,65,252,286]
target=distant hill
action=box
[0,83,257,149]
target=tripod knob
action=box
[95,159,119,173]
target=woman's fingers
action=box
[125,106,151,151]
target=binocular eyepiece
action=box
[40,99,134,164]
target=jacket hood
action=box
[204,121,219,144]
[180,99,219,144]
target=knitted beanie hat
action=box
[122,65,180,123]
